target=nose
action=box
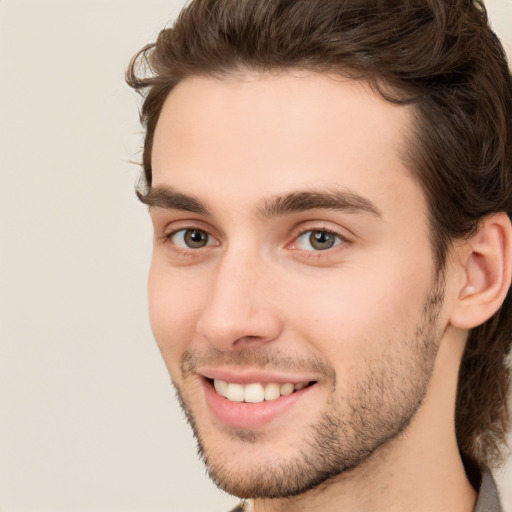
[196,250,283,351]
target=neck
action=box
[250,328,477,512]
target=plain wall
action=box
[0,1,511,511]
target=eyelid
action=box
[160,218,220,240]
[294,229,346,251]
[167,228,218,249]
[159,220,221,255]
[287,222,352,249]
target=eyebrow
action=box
[137,186,211,216]
[257,189,382,219]
[138,185,381,219]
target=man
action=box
[127,1,512,510]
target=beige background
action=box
[0,1,511,511]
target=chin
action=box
[177,386,420,500]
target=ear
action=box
[450,212,512,329]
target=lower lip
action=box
[202,379,315,430]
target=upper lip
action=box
[197,367,318,385]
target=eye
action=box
[295,230,345,251]
[169,228,216,249]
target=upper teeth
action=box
[213,379,308,403]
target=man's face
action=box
[148,72,447,498]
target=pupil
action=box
[185,229,207,248]
[310,231,335,250]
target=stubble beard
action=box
[171,280,445,499]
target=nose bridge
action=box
[197,244,280,349]
[214,247,256,311]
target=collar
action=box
[473,468,503,512]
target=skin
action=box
[147,71,479,512]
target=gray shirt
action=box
[474,468,503,512]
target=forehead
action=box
[151,71,424,223]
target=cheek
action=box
[147,261,208,376]
[283,257,433,365]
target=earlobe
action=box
[450,212,512,329]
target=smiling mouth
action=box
[210,379,315,404]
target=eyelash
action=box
[290,228,347,253]
[163,227,218,256]
[163,225,349,256]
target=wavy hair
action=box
[126,0,512,470]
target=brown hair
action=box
[126,0,512,469]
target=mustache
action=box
[181,347,336,385]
